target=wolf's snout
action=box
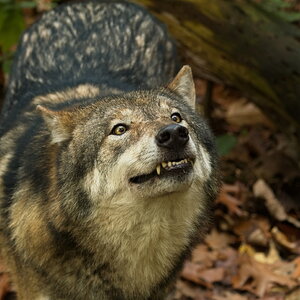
[155,124,189,149]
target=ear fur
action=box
[168,65,196,109]
[37,105,75,144]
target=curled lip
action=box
[129,157,195,184]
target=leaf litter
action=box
[0,3,300,300]
[173,79,300,300]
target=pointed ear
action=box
[167,65,196,109]
[36,105,75,144]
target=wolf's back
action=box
[2,0,177,121]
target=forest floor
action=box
[171,80,300,300]
[0,1,299,300]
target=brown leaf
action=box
[191,244,214,267]
[285,287,300,300]
[291,257,300,278]
[212,291,249,300]
[181,261,212,288]
[253,241,280,265]
[225,98,274,128]
[271,227,300,254]
[216,183,244,216]
[253,179,286,221]
[232,253,296,297]
[197,267,225,283]
[205,229,236,250]
[233,218,270,247]
[175,280,207,300]
[253,179,300,228]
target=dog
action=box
[0,1,219,299]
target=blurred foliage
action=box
[260,0,300,22]
[0,0,35,76]
[0,0,36,52]
[216,134,237,156]
[0,0,299,76]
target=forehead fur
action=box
[91,89,192,120]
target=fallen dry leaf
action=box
[216,183,244,216]
[285,287,300,300]
[205,228,236,250]
[197,267,225,284]
[225,98,274,128]
[233,218,270,247]
[253,179,300,228]
[253,179,286,221]
[253,241,280,265]
[271,227,300,254]
[232,253,296,297]
[191,244,214,267]
[212,290,249,300]
[175,280,207,300]
[291,257,300,278]
[181,261,213,288]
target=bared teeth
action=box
[156,165,161,175]
[157,158,193,173]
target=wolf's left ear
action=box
[167,65,196,109]
[37,105,75,144]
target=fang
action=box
[156,165,161,175]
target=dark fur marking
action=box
[40,222,124,299]
[47,222,79,256]
[2,121,40,214]
[74,188,92,216]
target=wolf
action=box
[0,1,219,299]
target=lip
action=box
[129,157,195,184]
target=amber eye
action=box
[111,124,127,135]
[171,112,182,123]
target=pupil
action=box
[172,114,181,122]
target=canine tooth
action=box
[156,165,161,175]
[162,162,167,168]
[184,159,188,163]
[168,161,172,167]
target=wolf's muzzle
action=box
[155,124,189,150]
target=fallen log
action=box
[134,0,300,151]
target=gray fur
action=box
[0,1,219,299]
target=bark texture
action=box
[133,0,300,147]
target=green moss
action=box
[184,0,225,21]
[183,21,214,40]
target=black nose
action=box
[155,124,189,149]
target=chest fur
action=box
[91,188,205,296]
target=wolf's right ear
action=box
[36,105,74,144]
[167,65,196,109]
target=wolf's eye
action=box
[171,112,182,123]
[111,124,127,135]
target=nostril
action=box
[157,131,170,144]
[178,126,189,138]
[156,124,189,149]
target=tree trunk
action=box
[133,0,300,148]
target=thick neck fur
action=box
[79,182,205,297]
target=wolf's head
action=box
[31,66,219,294]
[37,66,218,225]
